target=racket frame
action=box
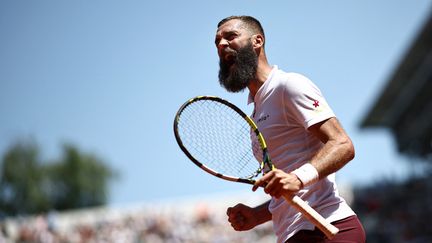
[174,96,267,184]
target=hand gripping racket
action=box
[173,96,339,239]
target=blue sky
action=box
[1,1,431,206]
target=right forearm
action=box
[254,200,272,225]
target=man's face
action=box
[215,20,258,93]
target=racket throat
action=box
[262,153,274,174]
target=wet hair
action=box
[217,15,265,39]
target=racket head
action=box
[173,96,272,184]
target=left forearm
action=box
[310,136,354,179]
[307,117,355,179]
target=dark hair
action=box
[217,15,265,39]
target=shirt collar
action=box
[247,65,278,105]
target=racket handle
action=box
[283,194,339,239]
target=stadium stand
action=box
[353,172,432,243]
[0,191,276,243]
[359,8,432,242]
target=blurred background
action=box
[1,1,432,242]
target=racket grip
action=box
[283,194,339,239]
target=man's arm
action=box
[307,117,354,180]
[253,117,354,196]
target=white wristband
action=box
[292,163,319,187]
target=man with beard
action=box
[216,16,366,243]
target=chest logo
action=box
[257,114,270,123]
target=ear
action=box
[252,34,264,49]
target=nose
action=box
[217,39,229,56]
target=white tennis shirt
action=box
[249,66,355,242]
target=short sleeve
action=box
[281,73,335,129]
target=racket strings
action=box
[177,100,263,179]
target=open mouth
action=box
[222,48,236,61]
[221,51,236,66]
[225,52,235,60]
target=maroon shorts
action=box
[286,215,366,243]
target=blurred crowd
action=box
[353,173,432,243]
[2,176,432,243]
[0,193,276,243]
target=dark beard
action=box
[218,42,258,93]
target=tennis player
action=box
[216,16,366,243]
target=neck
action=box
[248,58,272,98]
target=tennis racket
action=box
[173,95,339,239]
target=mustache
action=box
[222,47,236,55]
[221,47,237,60]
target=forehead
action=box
[216,19,247,35]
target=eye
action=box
[215,32,239,46]
[226,33,238,41]
[214,38,220,46]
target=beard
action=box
[218,42,258,93]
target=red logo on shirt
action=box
[313,100,320,108]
